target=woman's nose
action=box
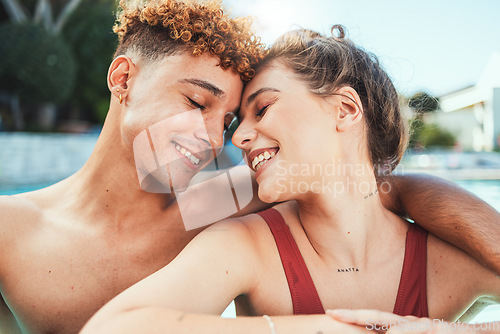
[232,119,257,149]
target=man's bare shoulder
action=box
[0,193,44,243]
[0,192,43,215]
[0,193,45,286]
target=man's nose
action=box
[197,118,224,157]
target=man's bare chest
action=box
[1,229,187,333]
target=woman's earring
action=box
[119,94,123,104]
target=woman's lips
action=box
[248,147,280,172]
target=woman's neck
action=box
[295,172,406,269]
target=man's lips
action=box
[247,147,280,172]
[171,141,210,167]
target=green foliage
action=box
[408,118,424,148]
[0,22,76,104]
[410,120,456,148]
[62,0,117,124]
[408,92,439,113]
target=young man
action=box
[0,1,498,333]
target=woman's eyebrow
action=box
[179,78,225,99]
[245,87,280,106]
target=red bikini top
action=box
[257,208,428,317]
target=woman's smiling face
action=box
[233,62,350,203]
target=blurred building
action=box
[434,53,500,151]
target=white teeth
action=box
[173,143,200,166]
[189,155,200,165]
[251,150,277,171]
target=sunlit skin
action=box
[234,62,499,321]
[235,63,372,205]
[0,52,244,334]
[79,63,499,334]
[114,54,242,191]
[1,27,499,334]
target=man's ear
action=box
[334,86,363,132]
[107,55,136,101]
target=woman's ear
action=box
[335,86,363,132]
[107,55,136,102]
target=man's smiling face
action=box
[123,53,244,192]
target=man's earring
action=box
[119,94,123,104]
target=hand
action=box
[326,309,480,334]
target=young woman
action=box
[81,27,499,334]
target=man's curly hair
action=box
[113,0,267,81]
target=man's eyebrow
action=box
[245,87,280,106]
[180,78,225,98]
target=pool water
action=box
[0,182,56,196]
[455,180,500,211]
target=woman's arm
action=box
[80,217,367,334]
[379,173,500,274]
[83,308,371,334]
[81,218,258,332]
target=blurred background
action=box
[0,0,499,321]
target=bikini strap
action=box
[393,223,429,317]
[257,208,325,314]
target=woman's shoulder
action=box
[426,232,487,270]
[425,232,499,319]
[211,201,297,231]
[202,211,268,252]
[205,202,299,255]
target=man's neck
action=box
[47,116,183,234]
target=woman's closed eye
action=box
[256,104,270,117]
